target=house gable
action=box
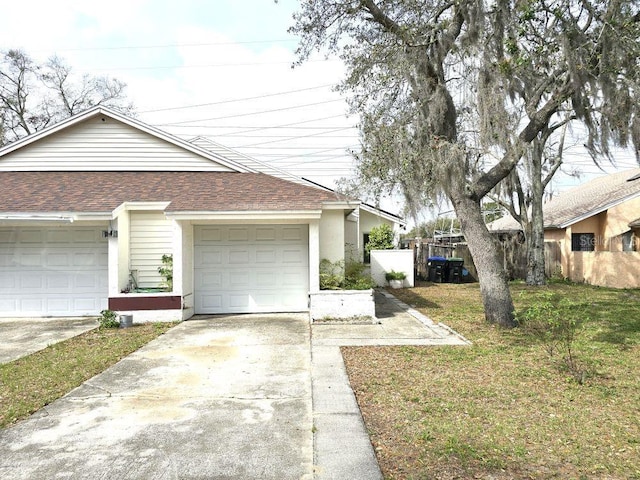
[0,107,250,173]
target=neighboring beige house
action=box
[489,168,640,288]
[0,106,402,320]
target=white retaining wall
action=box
[309,289,376,321]
[370,249,414,287]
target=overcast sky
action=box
[1,0,638,223]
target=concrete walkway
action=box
[0,317,98,364]
[0,290,468,479]
[311,290,469,479]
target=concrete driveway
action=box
[0,314,314,480]
[0,291,467,479]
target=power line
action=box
[84,58,339,72]
[140,84,336,113]
[51,39,298,53]
[237,127,355,147]
[158,99,347,125]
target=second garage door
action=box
[0,226,108,317]
[194,225,309,314]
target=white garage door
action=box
[194,225,309,314]
[0,226,108,317]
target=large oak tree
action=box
[290,0,640,327]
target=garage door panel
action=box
[255,249,277,263]
[198,250,223,265]
[229,271,250,287]
[21,274,44,289]
[47,230,73,243]
[199,271,223,289]
[282,248,306,264]
[18,230,44,243]
[195,224,309,314]
[228,249,251,264]
[255,227,276,241]
[200,294,223,309]
[47,274,70,289]
[228,227,250,241]
[20,253,43,266]
[0,226,108,317]
[47,253,70,267]
[282,226,304,241]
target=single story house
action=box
[488,168,640,288]
[0,106,402,320]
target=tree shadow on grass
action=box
[387,288,441,310]
[590,313,640,346]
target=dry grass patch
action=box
[343,282,640,479]
[0,322,175,428]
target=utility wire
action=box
[53,39,298,52]
[140,84,335,113]
[158,99,346,125]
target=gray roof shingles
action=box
[488,167,640,231]
[0,171,344,213]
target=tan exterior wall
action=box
[570,251,640,288]
[544,199,640,288]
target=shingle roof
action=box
[543,168,640,228]
[488,168,640,231]
[0,171,344,213]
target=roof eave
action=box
[164,210,323,221]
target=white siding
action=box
[0,117,235,172]
[130,212,173,289]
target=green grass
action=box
[342,282,640,479]
[0,322,175,428]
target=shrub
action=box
[99,309,120,329]
[365,224,395,252]
[319,258,375,290]
[158,253,173,291]
[385,270,407,281]
[343,260,376,290]
[319,259,344,290]
[517,292,590,384]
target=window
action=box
[622,231,636,252]
[363,233,370,263]
[571,233,595,252]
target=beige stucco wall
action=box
[544,200,640,288]
[570,251,640,288]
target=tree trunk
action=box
[451,192,516,328]
[525,139,546,285]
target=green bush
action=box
[158,253,173,291]
[319,259,344,290]
[99,309,120,329]
[516,292,590,383]
[385,270,407,281]
[343,260,376,290]
[365,224,395,252]
[319,258,375,290]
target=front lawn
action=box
[342,282,640,479]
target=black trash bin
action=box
[446,258,464,283]
[427,256,447,283]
